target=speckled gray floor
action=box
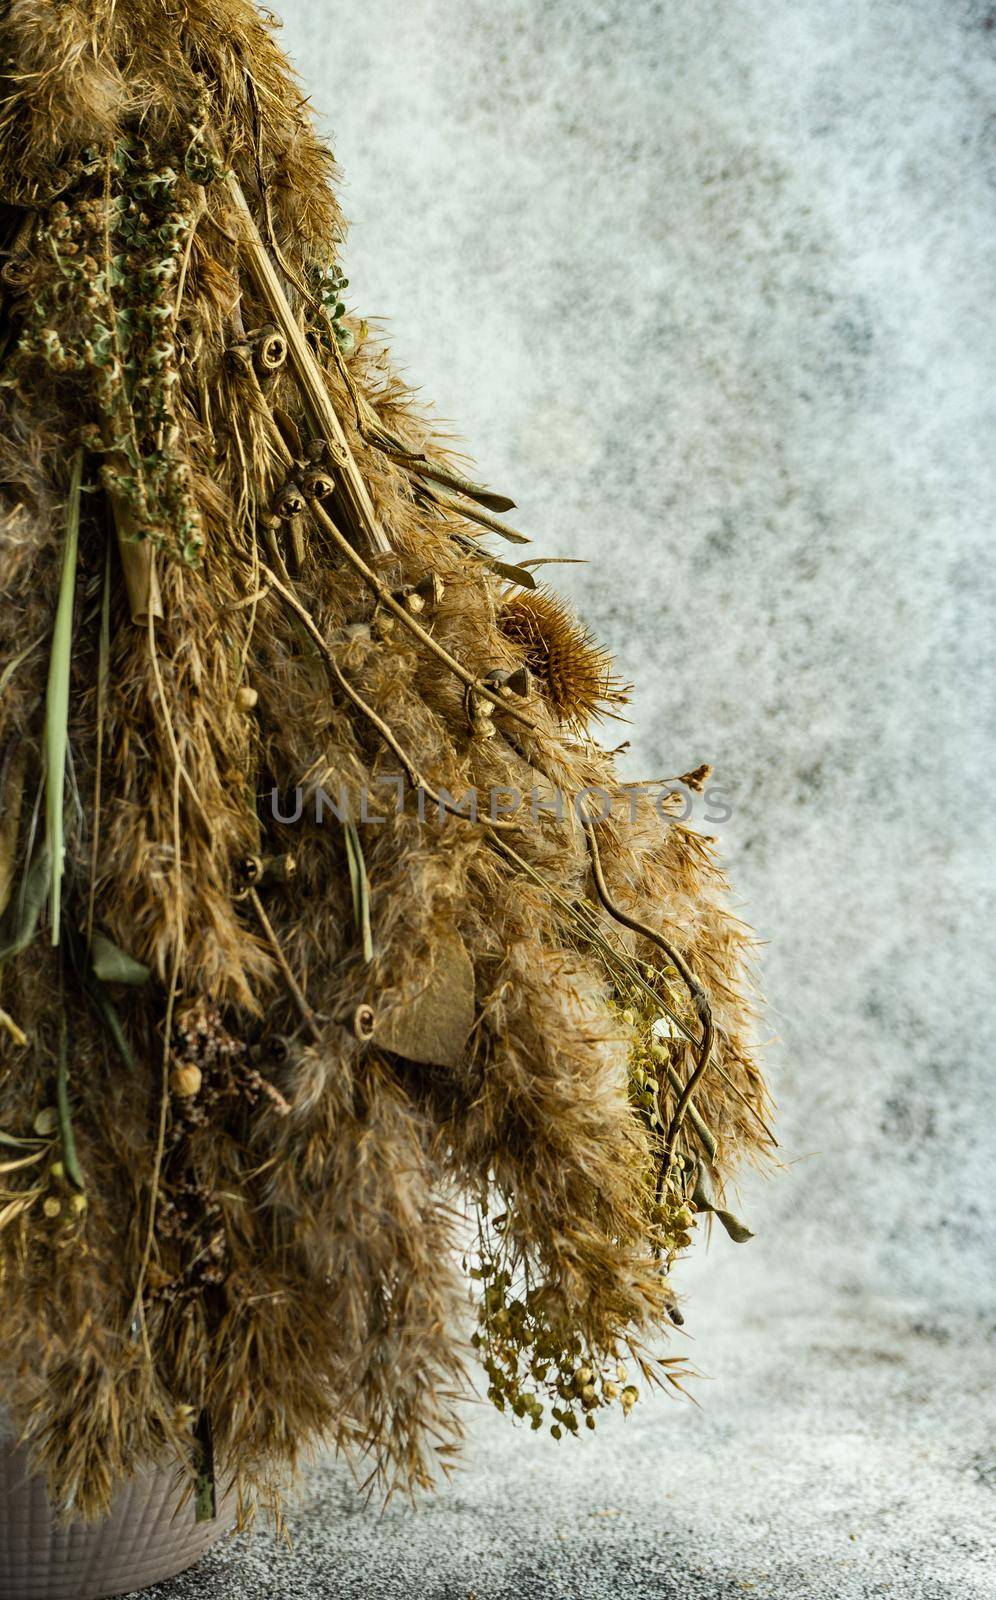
[144,2,996,1595]
[143,1265,996,1598]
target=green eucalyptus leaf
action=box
[90,931,150,985]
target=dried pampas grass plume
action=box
[0,0,773,1527]
[497,588,630,734]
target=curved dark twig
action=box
[580,815,715,1198]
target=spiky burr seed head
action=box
[497,590,629,734]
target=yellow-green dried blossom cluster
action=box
[470,1240,642,1439]
[471,1001,701,1440]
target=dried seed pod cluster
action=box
[0,0,771,1527]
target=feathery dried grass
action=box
[0,0,773,1522]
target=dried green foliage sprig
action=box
[0,0,772,1527]
[17,144,206,566]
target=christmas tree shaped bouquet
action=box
[0,1,772,1592]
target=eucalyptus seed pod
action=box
[351,1004,376,1042]
[234,854,264,890]
[273,479,307,519]
[482,665,531,699]
[227,339,253,373]
[463,684,497,739]
[301,465,336,501]
[411,572,445,608]
[504,664,532,698]
[235,853,296,893]
[391,583,424,614]
[250,323,287,376]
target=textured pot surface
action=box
[0,1437,233,1600]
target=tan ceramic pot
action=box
[0,1434,234,1600]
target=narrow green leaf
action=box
[452,535,537,590]
[343,819,373,964]
[89,984,135,1070]
[56,1009,86,1192]
[0,845,50,970]
[45,450,83,946]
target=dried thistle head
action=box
[497,589,629,733]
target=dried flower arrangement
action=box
[0,0,774,1525]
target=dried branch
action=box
[224,171,393,555]
[580,817,715,1188]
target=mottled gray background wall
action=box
[154,3,996,1596]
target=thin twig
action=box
[306,498,540,730]
[0,1006,26,1047]
[261,565,521,833]
[247,887,321,1043]
[131,613,186,1359]
[85,534,111,950]
[483,827,719,1161]
[580,818,714,1190]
